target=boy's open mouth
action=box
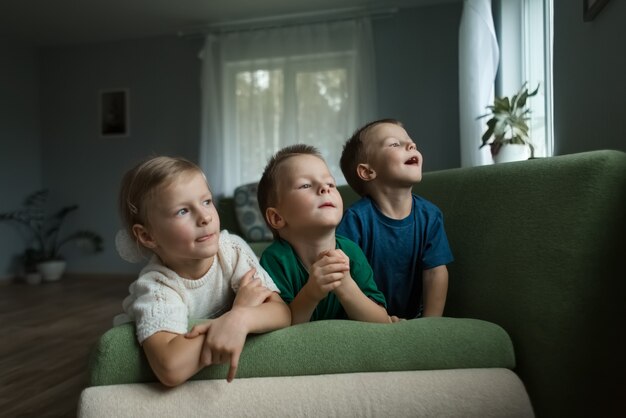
[405,156,420,165]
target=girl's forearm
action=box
[235,293,292,332]
[143,332,206,387]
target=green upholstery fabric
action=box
[89,317,514,386]
[98,150,625,418]
[412,150,626,418]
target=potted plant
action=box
[0,190,103,282]
[478,83,539,163]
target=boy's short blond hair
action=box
[119,156,205,236]
[257,144,323,238]
[340,118,403,196]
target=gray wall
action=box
[375,4,462,171]
[0,5,462,278]
[553,0,625,155]
[0,41,42,279]
[38,36,202,275]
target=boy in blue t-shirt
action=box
[336,119,454,320]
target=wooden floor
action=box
[0,274,134,417]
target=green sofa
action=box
[79,150,625,418]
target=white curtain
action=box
[458,0,500,167]
[199,19,377,197]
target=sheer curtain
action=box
[199,19,377,197]
[459,0,500,167]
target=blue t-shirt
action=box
[336,194,453,318]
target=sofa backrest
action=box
[409,150,626,418]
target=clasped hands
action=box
[304,249,352,301]
[306,249,402,324]
[184,268,272,382]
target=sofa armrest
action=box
[88,317,515,386]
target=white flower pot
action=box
[36,260,67,282]
[493,144,530,164]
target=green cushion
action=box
[88,317,514,386]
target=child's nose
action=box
[198,208,212,225]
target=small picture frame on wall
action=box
[99,89,129,137]
[583,0,610,21]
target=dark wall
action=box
[0,40,42,278]
[374,4,462,171]
[553,0,626,155]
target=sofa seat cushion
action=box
[79,369,534,418]
[89,317,515,386]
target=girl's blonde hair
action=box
[118,156,205,236]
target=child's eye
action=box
[327,183,336,188]
[176,208,189,216]
[390,142,400,147]
[203,199,212,206]
[298,184,311,189]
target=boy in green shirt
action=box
[257,144,390,324]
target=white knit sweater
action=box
[118,230,279,343]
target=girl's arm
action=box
[143,293,290,387]
[186,292,291,382]
[142,331,206,387]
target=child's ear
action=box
[132,224,157,249]
[357,163,376,182]
[265,207,285,230]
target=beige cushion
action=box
[79,368,534,418]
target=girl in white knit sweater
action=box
[116,156,290,386]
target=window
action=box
[199,19,376,197]
[496,0,554,157]
[222,53,355,192]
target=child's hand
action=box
[233,268,273,308]
[304,250,350,301]
[186,310,249,382]
[325,249,354,293]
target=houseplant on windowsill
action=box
[478,83,539,163]
[0,190,104,283]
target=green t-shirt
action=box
[260,235,386,321]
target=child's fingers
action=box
[316,250,332,260]
[320,261,350,275]
[239,268,257,287]
[185,320,212,338]
[322,279,343,293]
[330,248,350,264]
[227,350,241,382]
[315,255,349,270]
[200,346,213,366]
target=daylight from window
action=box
[225,54,353,190]
[497,0,553,157]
